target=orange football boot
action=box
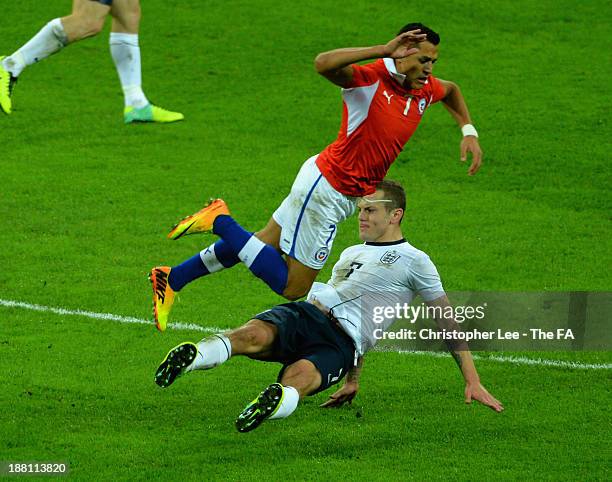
[167,198,230,240]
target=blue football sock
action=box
[168,253,208,292]
[202,239,240,269]
[168,240,239,291]
[213,215,288,295]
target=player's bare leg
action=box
[61,0,110,42]
[111,0,184,123]
[153,317,314,431]
[111,0,183,123]
[226,320,278,358]
[254,217,282,250]
[283,257,319,301]
[279,359,322,398]
[154,320,277,387]
[110,0,140,34]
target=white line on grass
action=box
[2,298,610,370]
[0,298,221,334]
[389,349,612,371]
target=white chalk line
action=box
[0,298,221,334]
[390,349,612,370]
[1,298,610,371]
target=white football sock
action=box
[109,32,149,108]
[269,385,299,420]
[237,236,266,268]
[187,335,232,371]
[199,244,227,274]
[2,18,68,77]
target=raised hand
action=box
[384,30,427,58]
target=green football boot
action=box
[235,383,284,433]
[0,56,17,115]
[124,103,184,124]
[154,342,198,388]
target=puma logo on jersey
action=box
[383,90,394,104]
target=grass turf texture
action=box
[1,0,610,480]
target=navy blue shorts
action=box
[254,302,356,395]
[91,0,113,6]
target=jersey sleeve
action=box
[408,252,445,301]
[427,76,447,104]
[346,63,380,88]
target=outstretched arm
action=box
[438,79,483,176]
[320,356,363,408]
[426,295,504,412]
[314,30,427,87]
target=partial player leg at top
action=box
[1,0,183,122]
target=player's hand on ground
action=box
[320,382,359,408]
[465,382,504,412]
[384,30,427,59]
[460,136,482,175]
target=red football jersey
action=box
[316,58,446,196]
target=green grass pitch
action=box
[1,0,610,480]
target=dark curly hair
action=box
[397,23,440,45]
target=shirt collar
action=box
[365,238,406,247]
[383,57,429,89]
[383,57,406,85]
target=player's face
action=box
[396,41,439,89]
[357,191,399,242]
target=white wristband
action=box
[461,124,478,138]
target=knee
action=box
[128,2,141,19]
[119,5,141,31]
[283,359,318,379]
[87,17,106,36]
[232,324,269,351]
[111,2,141,34]
[72,14,106,39]
[281,360,321,396]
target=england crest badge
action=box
[380,250,401,264]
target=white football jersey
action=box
[307,239,444,355]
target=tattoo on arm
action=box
[427,295,469,373]
[445,341,463,368]
[347,356,364,383]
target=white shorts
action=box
[273,155,357,270]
